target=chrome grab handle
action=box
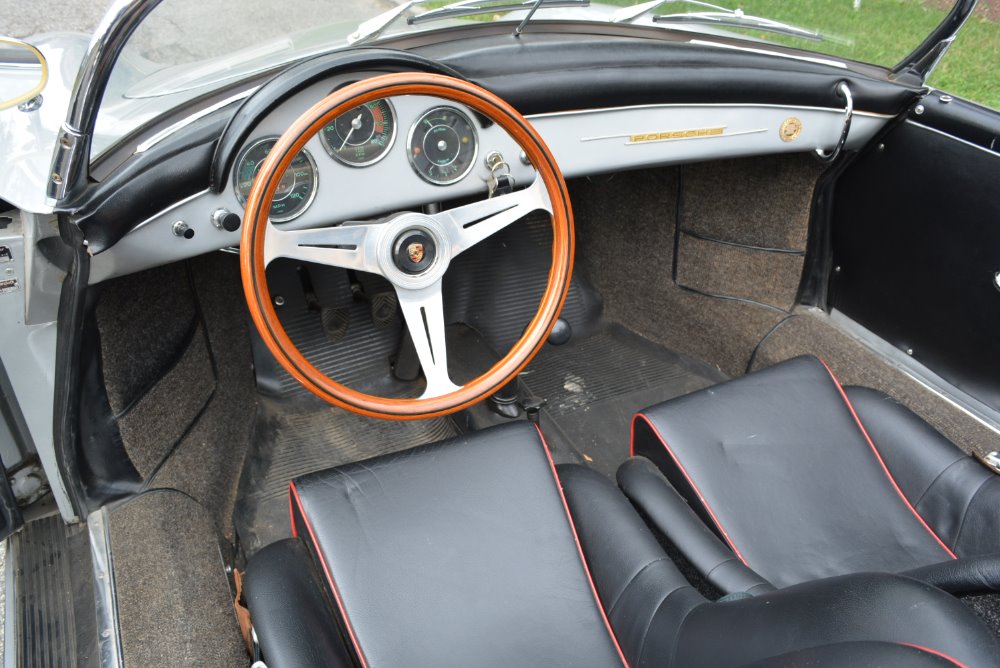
[814,81,853,164]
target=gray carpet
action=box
[678,154,821,249]
[571,168,789,377]
[149,254,258,542]
[98,262,217,479]
[675,233,804,311]
[108,490,247,667]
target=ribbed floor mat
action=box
[8,513,97,667]
[235,396,458,555]
[523,324,727,475]
[252,214,601,400]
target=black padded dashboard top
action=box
[69,24,924,254]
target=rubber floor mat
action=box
[522,324,727,476]
[234,395,458,555]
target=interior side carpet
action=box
[523,324,727,476]
[234,396,458,556]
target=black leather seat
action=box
[243,420,999,667]
[630,355,1000,593]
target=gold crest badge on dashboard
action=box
[779,117,803,142]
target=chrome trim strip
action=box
[3,537,15,668]
[135,89,256,154]
[905,120,1000,158]
[88,508,124,668]
[129,187,213,234]
[828,309,1000,437]
[527,102,892,120]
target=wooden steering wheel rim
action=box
[240,72,574,419]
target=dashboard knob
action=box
[211,208,241,232]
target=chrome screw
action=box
[274,295,285,307]
[914,104,925,115]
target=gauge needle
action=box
[339,113,365,151]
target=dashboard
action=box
[86,68,892,284]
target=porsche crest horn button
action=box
[407,242,425,264]
[393,230,437,275]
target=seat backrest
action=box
[290,421,627,668]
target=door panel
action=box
[830,94,1000,411]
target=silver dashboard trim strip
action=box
[527,102,892,120]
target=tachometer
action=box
[407,106,478,185]
[234,137,318,223]
[320,98,396,167]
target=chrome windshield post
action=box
[47,0,164,205]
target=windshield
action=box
[94,0,985,157]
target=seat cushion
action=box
[559,461,1000,667]
[289,421,627,668]
[632,355,957,588]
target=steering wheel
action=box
[240,72,573,420]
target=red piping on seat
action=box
[534,424,630,668]
[818,360,957,560]
[630,413,749,566]
[289,482,370,668]
[898,642,968,668]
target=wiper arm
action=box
[612,0,823,43]
[409,0,589,25]
[350,0,588,44]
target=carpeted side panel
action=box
[751,311,1000,458]
[570,168,787,377]
[115,327,215,478]
[674,154,819,311]
[96,262,199,415]
[149,253,257,541]
[675,234,803,310]
[678,154,820,250]
[96,261,218,480]
[108,489,246,667]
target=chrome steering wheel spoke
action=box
[433,176,551,256]
[395,280,461,399]
[262,220,386,274]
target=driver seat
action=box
[242,421,999,667]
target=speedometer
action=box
[407,106,478,185]
[320,98,396,167]
[234,137,318,223]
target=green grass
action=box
[596,0,1000,108]
[732,0,1000,109]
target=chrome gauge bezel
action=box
[319,98,398,168]
[406,106,479,186]
[233,136,319,223]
